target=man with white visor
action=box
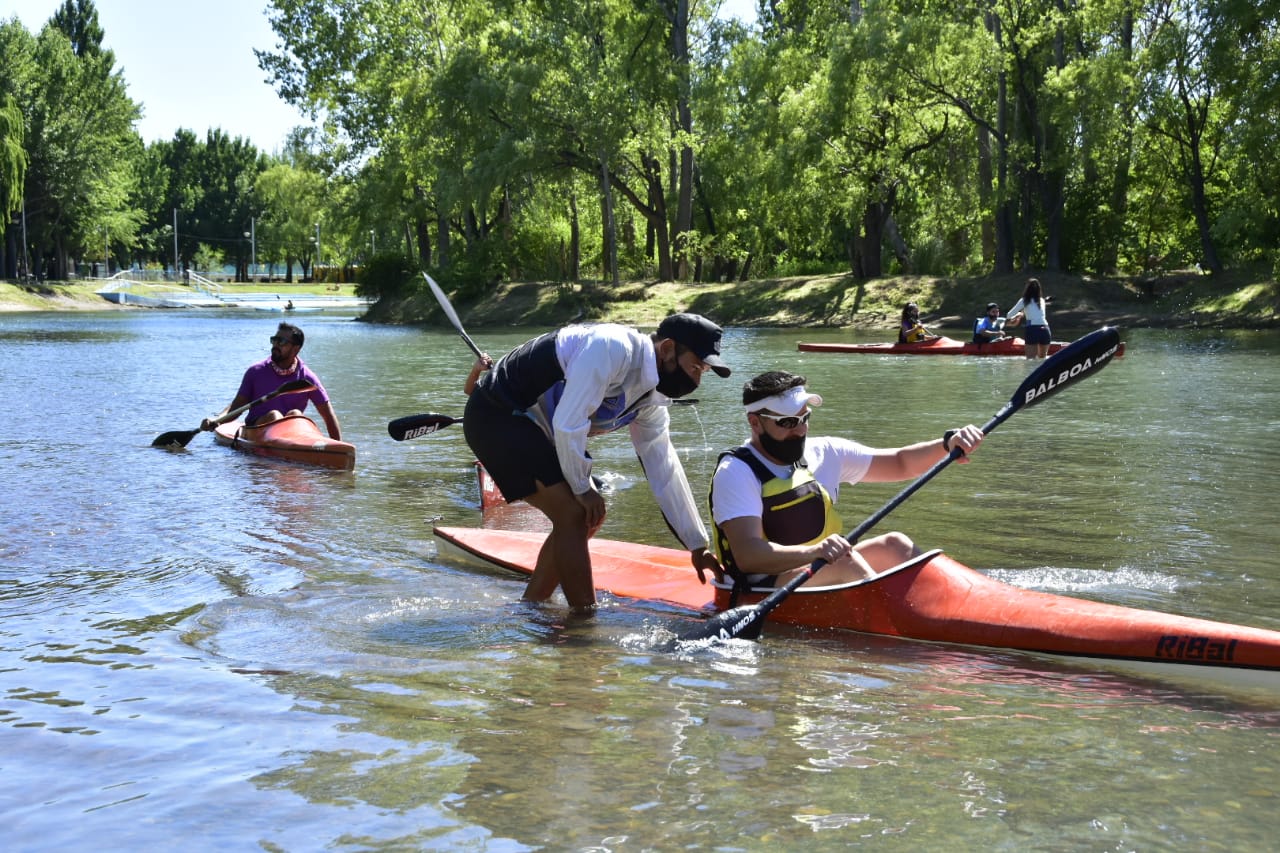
[708,370,985,596]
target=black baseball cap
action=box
[656,313,731,377]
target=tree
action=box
[254,160,325,282]
[0,95,25,242]
[21,16,141,278]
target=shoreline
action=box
[4,271,1277,330]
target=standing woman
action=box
[1007,278,1052,359]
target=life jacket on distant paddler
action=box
[710,446,843,606]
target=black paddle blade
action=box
[151,428,200,448]
[675,604,767,643]
[387,413,460,441]
[1013,326,1123,413]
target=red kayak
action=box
[798,335,1126,357]
[433,526,1280,684]
[213,414,356,470]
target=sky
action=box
[5,0,311,154]
[5,0,758,155]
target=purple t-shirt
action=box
[236,357,330,423]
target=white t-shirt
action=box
[711,436,874,525]
[1009,297,1048,326]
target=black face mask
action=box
[759,431,806,465]
[656,362,699,399]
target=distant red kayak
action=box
[214,414,356,470]
[433,526,1280,685]
[798,335,1126,357]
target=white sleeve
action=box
[631,405,709,551]
[552,336,630,494]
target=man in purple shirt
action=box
[201,322,343,439]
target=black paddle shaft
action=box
[680,326,1124,643]
[424,273,486,361]
[151,378,316,448]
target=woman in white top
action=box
[1007,277,1052,359]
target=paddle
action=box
[388,399,703,442]
[424,272,486,360]
[388,412,461,441]
[676,325,1124,644]
[151,379,316,448]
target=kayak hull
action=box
[432,526,1280,678]
[797,335,1126,357]
[214,414,356,470]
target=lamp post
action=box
[314,222,321,271]
[250,217,256,279]
[369,229,375,257]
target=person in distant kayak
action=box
[708,370,985,598]
[972,302,1009,344]
[201,321,342,439]
[898,302,940,343]
[1005,277,1054,359]
[462,313,732,613]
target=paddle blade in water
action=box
[676,605,767,643]
[151,428,200,448]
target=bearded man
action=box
[708,370,984,595]
[462,313,731,612]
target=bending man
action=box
[463,313,732,612]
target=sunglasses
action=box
[270,335,298,345]
[755,410,811,429]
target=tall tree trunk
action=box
[667,0,694,280]
[1100,3,1136,274]
[977,127,995,267]
[600,154,618,285]
[988,6,1015,274]
[569,189,580,280]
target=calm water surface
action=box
[1,309,1278,850]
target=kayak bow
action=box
[214,414,356,470]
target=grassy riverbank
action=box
[6,269,1278,331]
[0,280,362,312]
[367,267,1280,332]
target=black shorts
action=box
[1024,324,1052,345]
[462,389,565,502]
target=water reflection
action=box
[4,315,1280,849]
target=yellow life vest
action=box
[710,447,843,589]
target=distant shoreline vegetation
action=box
[4,2,1279,310]
[4,269,1276,330]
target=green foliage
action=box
[355,252,418,301]
[6,0,1280,286]
[0,94,25,231]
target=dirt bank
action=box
[365,269,1279,332]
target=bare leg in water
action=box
[522,480,597,613]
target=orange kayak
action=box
[798,335,1126,357]
[213,414,356,470]
[433,526,1280,682]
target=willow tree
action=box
[0,95,25,244]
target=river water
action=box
[1,308,1278,850]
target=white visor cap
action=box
[745,385,823,416]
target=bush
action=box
[356,253,418,301]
